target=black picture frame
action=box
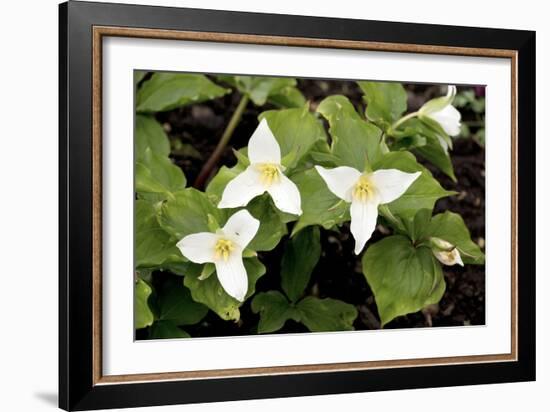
[59,1,536,410]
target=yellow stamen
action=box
[257,163,280,187]
[214,238,235,262]
[352,175,373,203]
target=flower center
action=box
[214,238,235,262]
[352,175,373,202]
[257,163,280,187]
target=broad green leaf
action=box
[158,188,223,239]
[135,278,154,329]
[137,73,229,112]
[318,95,383,169]
[373,151,454,219]
[135,200,180,268]
[251,291,299,334]
[268,86,307,108]
[222,75,297,106]
[362,235,446,326]
[135,115,170,160]
[317,95,362,122]
[252,292,357,333]
[157,277,208,325]
[135,148,186,200]
[427,211,485,264]
[291,168,349,235]
[415,140,455,182]
[134,70,147,86]
[401,208,432,243]
[246,195,288,252]
[296,297,358,332]
[357,81,408,129]
[149,320,190,339]
[295,139,340,171]
[183,257,266,321]
[390,118,455,181]
[259,106,327,168]
[281,226,321,302]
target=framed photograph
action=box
[59,1,536,410]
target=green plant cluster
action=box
[134,72,484,338]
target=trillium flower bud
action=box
[429,237,464,267]
[418,85,462,137]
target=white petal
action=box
[247,118,281,164]
[267,173,302,215]
[176,232,218,264]
[218,165,266,209]
[350,200,379,254]
[433,248,464,267]
[215,254,248,302]
[315,165,361,202]
[370,169,421,204]
[221,209,260,249]
[430,105,461,136]
[454,250,464,266]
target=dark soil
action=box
[151,79,485,337]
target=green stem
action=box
[389,111,418,135]
[193,94,250,189]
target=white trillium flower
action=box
[315,166,421,254]
[430,237,464,267]
[419,85,462,137]
[218,119,302,215]
[176,209,260,302]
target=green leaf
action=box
[259,106,327,168]
[291,168,349,235]
[246,195,288,252]
[183,257,266,321]
[401,208,432,243]
[415,141,455,182]
[135,148,186,200]
[252,292,357,333]
[251,291,299,333]
[226,76,297,106]
[373,151,454,219]
[296,297,358,332]
[134,70,147,86]
[281,226,321,302]
[157,277,208,325]
[318,95,383,169]
[362,235,446,326]
[158,188,224,239]
[296,139,340,170]
[135,278,154,329]
[317,95,362,122]
[389,118,456,181]
[137,73,229,112]
[267,86,307,108]
[135,200,180,268]
[149,320,190,339]
[357,81,408,129]
[135,115,170,161]
[427,211,485,264]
